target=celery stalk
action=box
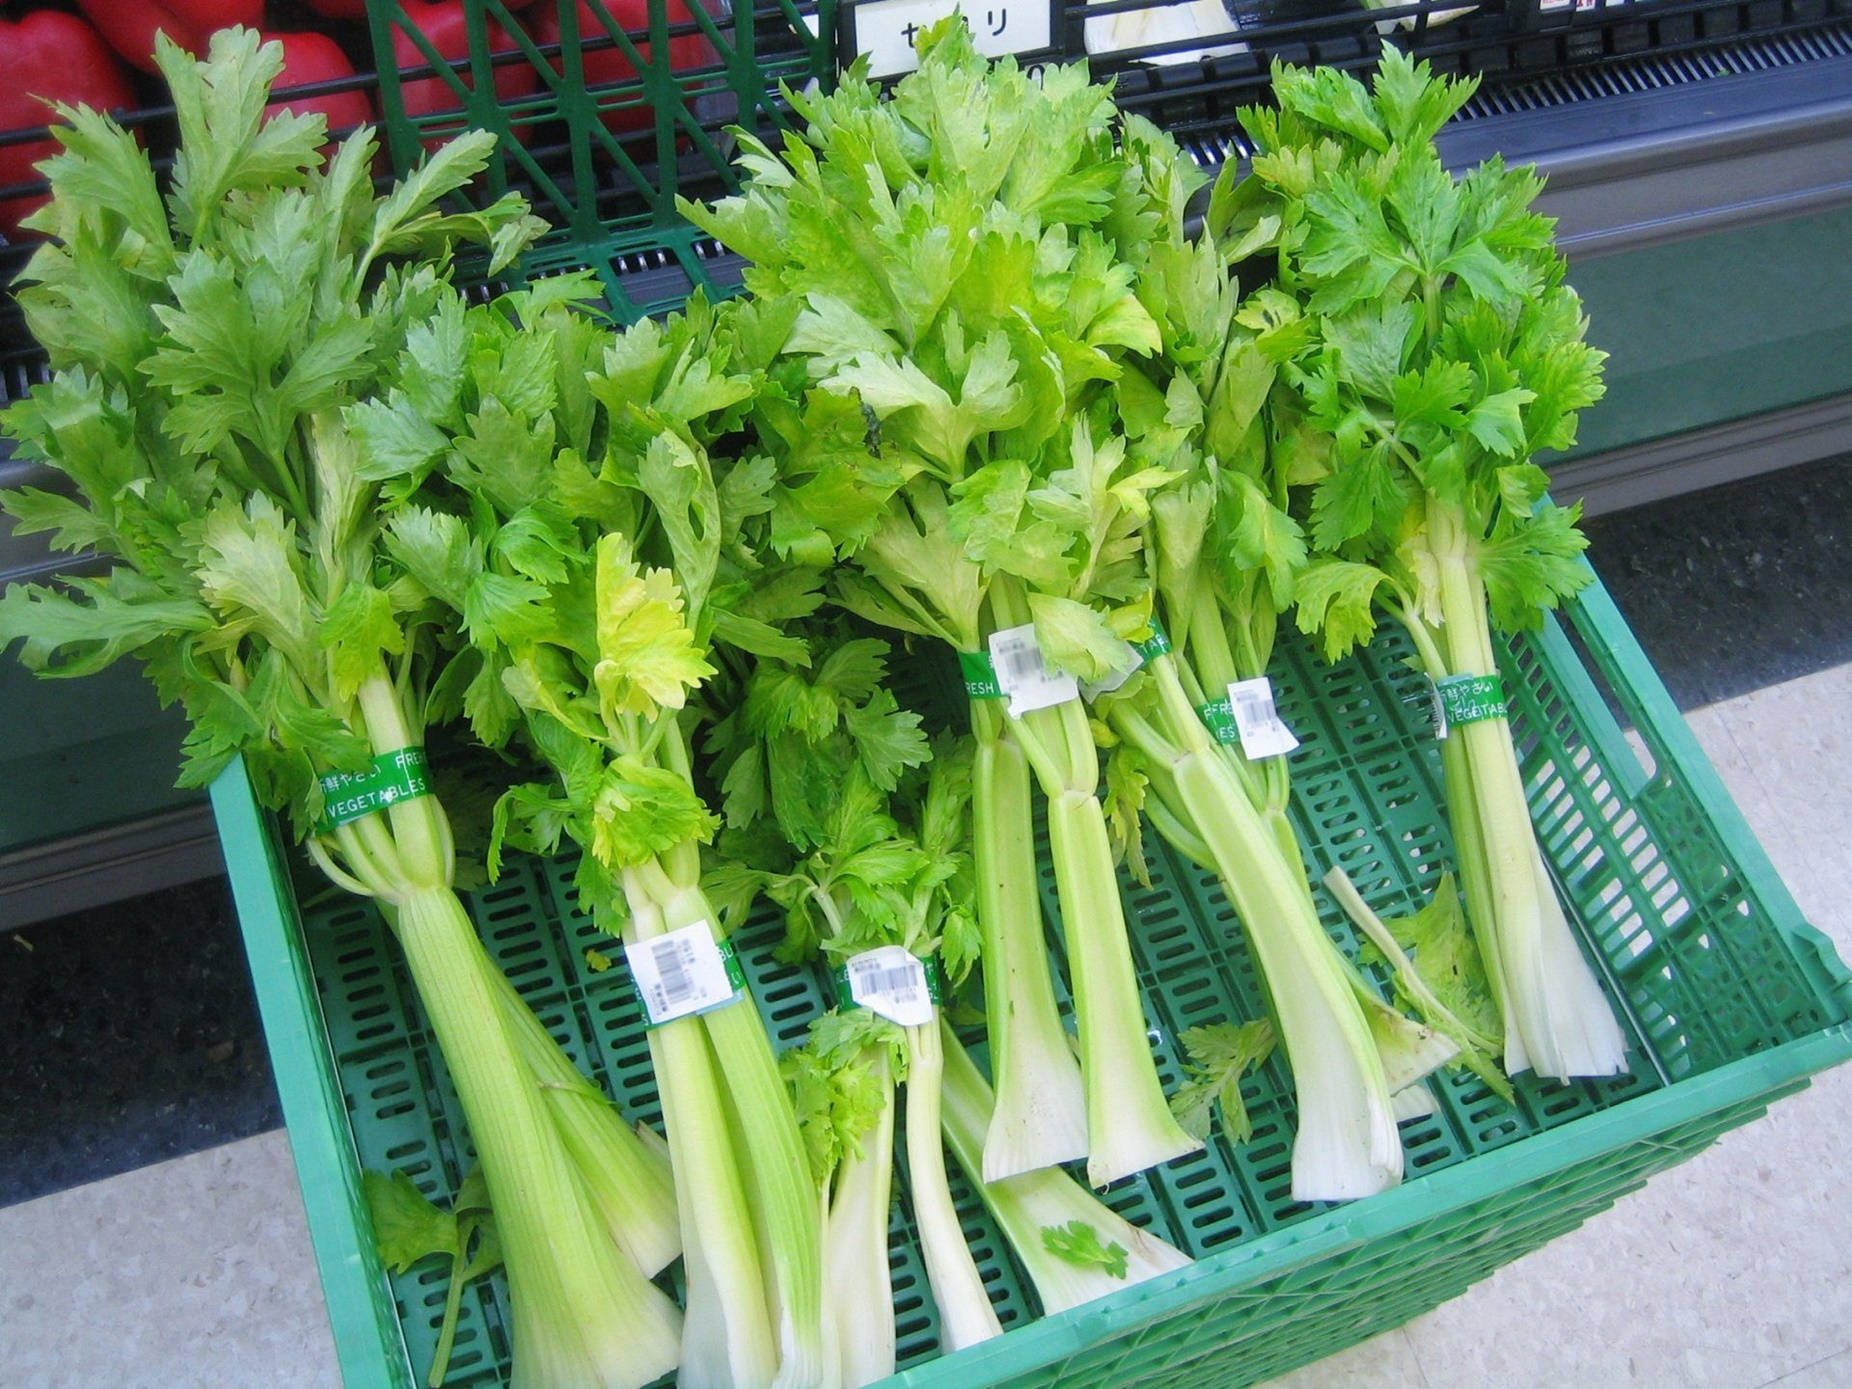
[397,888,682,1389]
[1115,658,1403,1200]
[939,1024,1192,1310]
[622,868,779,1389]
[648,871,829,1389]
[1004,648,1200,1187]
[487,965,680,1277]
[902,1021,1003,1351]
[1167,749,1402,1198]
[1427,504,1626,1080]
[1042,776,1204,1186]
[971,716,1087,1180]
[352,675,685,1387]
[824,1055,897,1389]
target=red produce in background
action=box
[75,0,264,75]
[264,31,376,138]
[533,0,712,138]
[304,0,543,14]
[1,11,136,237]
[390,1,540,149]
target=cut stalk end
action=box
[981,1030,1089,1180]
[1506,848,1629,1079]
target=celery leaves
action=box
[363,1168,503,1388]
[1216,48,1607,663]
[0,29,545,837]
[1040,1220,1130,1281]
[1169,1020,1278,1144]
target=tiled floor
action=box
[0,1131,337,1389]
[3,660,1848,1388]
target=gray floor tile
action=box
[1760,1348,1852,1389]
[1583,453,1852,709]
[1697,665,1852,954]
[0,876,278,1207]
[0,1130,339,1389]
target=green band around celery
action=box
[961,624,1169,703]
[1433,673,1508,735]
[1131,626,1171,661]
[958,649,1005,699]
[1194,698,1243,747]
[317,748,433,831]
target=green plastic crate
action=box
[212,563,1852,1389]
[202,16,1852,1378]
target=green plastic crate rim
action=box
[212,565,1852,1389]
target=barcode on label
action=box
[625,922,740,1026]
[1227,676,1300,759]
[844,945,936,1027]
[987,624,1079,717]
[995,637,1046,685]
[651,937,693,1009]
[866,966,920,1000]
[1233,683,1273,723]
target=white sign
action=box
[848,0,1053,79]
[844,945,936,1027]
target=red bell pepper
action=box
[531,0,712,138]
[1,10,137,237]
[75,1,265,76]
[264,31,376,138]
[390,1,540,149]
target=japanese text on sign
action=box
[847,0,1053,79]
[1429,673,1508,740]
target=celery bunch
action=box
[1219,50,1628,1081]
[0,32,680,1389]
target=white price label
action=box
[843,945,936,1027]
[988,623,1080,717]
[847,0,1053,79]
[625,922,740,1026]
[1227,677,1299,759]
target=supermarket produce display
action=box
[3,18,1850,1389]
